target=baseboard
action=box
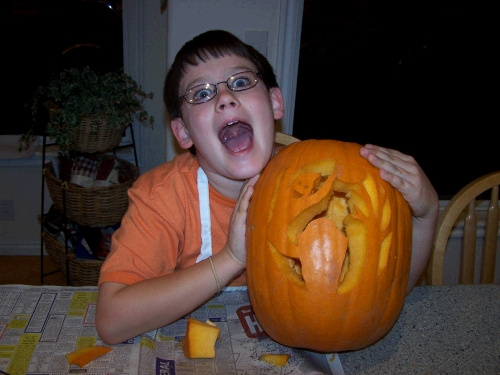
[0,242,48,256]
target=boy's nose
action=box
[215,85,238,109]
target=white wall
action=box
[0,164,53,256]
[122,0,168,175]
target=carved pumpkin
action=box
[246,139,412,352]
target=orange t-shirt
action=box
[98,152,246,286]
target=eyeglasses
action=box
[180,71,260,105]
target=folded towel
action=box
[70,156,99,187]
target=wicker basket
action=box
[48,107,129,154]
[70,115,128,154]
[43,157,139,227]
[42,230,103,286]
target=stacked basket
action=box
[46,106,130,155]
[66,115,129,154]
[42,230,104,286]
[42,127,139,286]
[43,158,138,227]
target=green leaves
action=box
[20,66,154,155]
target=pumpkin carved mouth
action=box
[267,159,393,295]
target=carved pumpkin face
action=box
[246,139,412,352]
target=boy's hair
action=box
[163,29,279,120]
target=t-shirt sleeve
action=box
[98,164,200,285]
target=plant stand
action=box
[39,127,138,286]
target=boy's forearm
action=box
[96,250,244,345]
[406,214,437,293]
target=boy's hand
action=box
[226,175,260,266]
[359,144,438,221]
[360,144,439,291]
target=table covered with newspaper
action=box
[0,284,345,375]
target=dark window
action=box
[6,0,123,135]
[293,0,497,199]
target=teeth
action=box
[226,121,238,127]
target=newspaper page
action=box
[0,285,140,375]
[0,285,344,375]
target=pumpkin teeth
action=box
[339,251,350,283]
[269,243,305,287]
[288,258,303,279]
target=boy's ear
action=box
[170,118,194,149]
[269,87,285,120]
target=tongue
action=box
[220,123,253,152]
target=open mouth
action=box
[218,121,253,152]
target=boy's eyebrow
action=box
[183,75,212,91]
[184,65,256,90]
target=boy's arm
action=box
[95,178,254,345]
[359,144,439,292]
[96,247,245,345]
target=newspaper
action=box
[0,285,344,375]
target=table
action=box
[0,284,498,374]
[340,284,500,374]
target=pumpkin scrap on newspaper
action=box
[246,139,412,352]
[66,345,112,367]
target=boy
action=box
[96,30,439,345]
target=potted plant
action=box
[19,65,154,156]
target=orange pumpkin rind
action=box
[65,346,112,367]
[181,317,220,359]
[259,353,290,367]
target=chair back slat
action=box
[274,131,300,146]
[461,200,477,284]
[481,185,499,283]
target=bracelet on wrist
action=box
[208,256,221,295]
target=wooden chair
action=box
[428,171,500,285]
[274,131,300,146]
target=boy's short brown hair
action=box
[163,29,279,120]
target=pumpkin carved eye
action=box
[246,139,412,353]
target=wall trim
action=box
[121,0,145,170]
[276,0,304,135]
[0,242,46,256]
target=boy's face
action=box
[171,54,284,184]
